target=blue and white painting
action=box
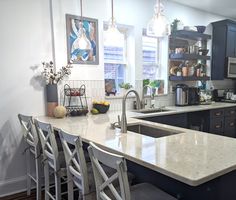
[66,14,99,65]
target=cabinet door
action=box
[224,117,236,138]
[226,26,236,57]
[210,117,224,135]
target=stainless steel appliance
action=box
[227,57,236,78]
[188,87,200,105]
[175,84,189,106]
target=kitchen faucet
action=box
[120,89,141,133]
[141,85,155,109]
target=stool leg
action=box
[35,158,42,200]
[67,170,74,200]
[55,171,61,200]
[44,161,50,200]
[26,149,31,196]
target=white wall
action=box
[0,0,234,197]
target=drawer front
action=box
[210,118,224,134]
[210,109,224,118]
[224,117,236,138]
[224,107,236,117]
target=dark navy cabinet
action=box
[211,19,236,80]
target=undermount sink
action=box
[126,123,182,138]
[134,108,173,114]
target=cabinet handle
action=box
[230,122,235,126]
[215,112,221,116]
[215,125,221,129]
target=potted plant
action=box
[41,61,72,116]
[119,82,133,95]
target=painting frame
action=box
[66,14,99,65]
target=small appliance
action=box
[175,84,189,106]
[227,57,236,78]
[212,89,225,102]
[188,87,200,105]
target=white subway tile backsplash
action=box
[58,79,234,112]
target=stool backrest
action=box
[59,129,90,195]
[88,142,131,200]
[35,119,59,171]
[18,114,41,157]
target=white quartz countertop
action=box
[37,102,236,186]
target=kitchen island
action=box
[38,102,236,200]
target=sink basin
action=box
[127,123,182,138]
[134,108,173,114]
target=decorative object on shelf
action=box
[53,106,67,118]
[171,19,184,33]
[91,101,110,114]
[147,0,170,37]
[104,0,122,47]
[41,61,72,117]
[198,49,209,56]
[195,26,206,33]
[105,79,117,96]
[66,14,99,65]
[63,84,88,116]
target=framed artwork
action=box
[66,14,99,65]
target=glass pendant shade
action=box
[104,0,122,46]
[147,0,170,37]
[104,18,123,46]
[77,0,91,50]
[77,22,91,50]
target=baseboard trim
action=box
[0,176,29,197]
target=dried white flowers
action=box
[41,61,72,85]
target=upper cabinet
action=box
[211,20,236,80]
[169,30,211,81]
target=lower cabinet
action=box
[208,107,236,138]
[141,106,236,138]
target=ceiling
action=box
[169,0,236,19]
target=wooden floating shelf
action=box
[169,76,210,81]
[169,53,210,60]
[170,30,211,41]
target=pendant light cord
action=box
[158,0,160,14]
[80,0,83,20]
[111,0,114,24]
[49,0,56,69]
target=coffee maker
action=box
[188,87,200,105]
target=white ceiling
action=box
[168,0,236,19]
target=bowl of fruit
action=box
[91,101,110,114]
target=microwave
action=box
[227,57,236,78]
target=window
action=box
[142,36,159,80]
[104,27,127,96]
[142,34,168,95]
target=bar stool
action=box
[88,142,177,200]
[18,114,43,200]
[59,129,135,200]
[35,119,67,200]
[59,129,95,200]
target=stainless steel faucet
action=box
[120,89,141,133]
[141,85,155,109]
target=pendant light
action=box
[147,0,170,37]
[77,0,91,50]
[104,0,123,46]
